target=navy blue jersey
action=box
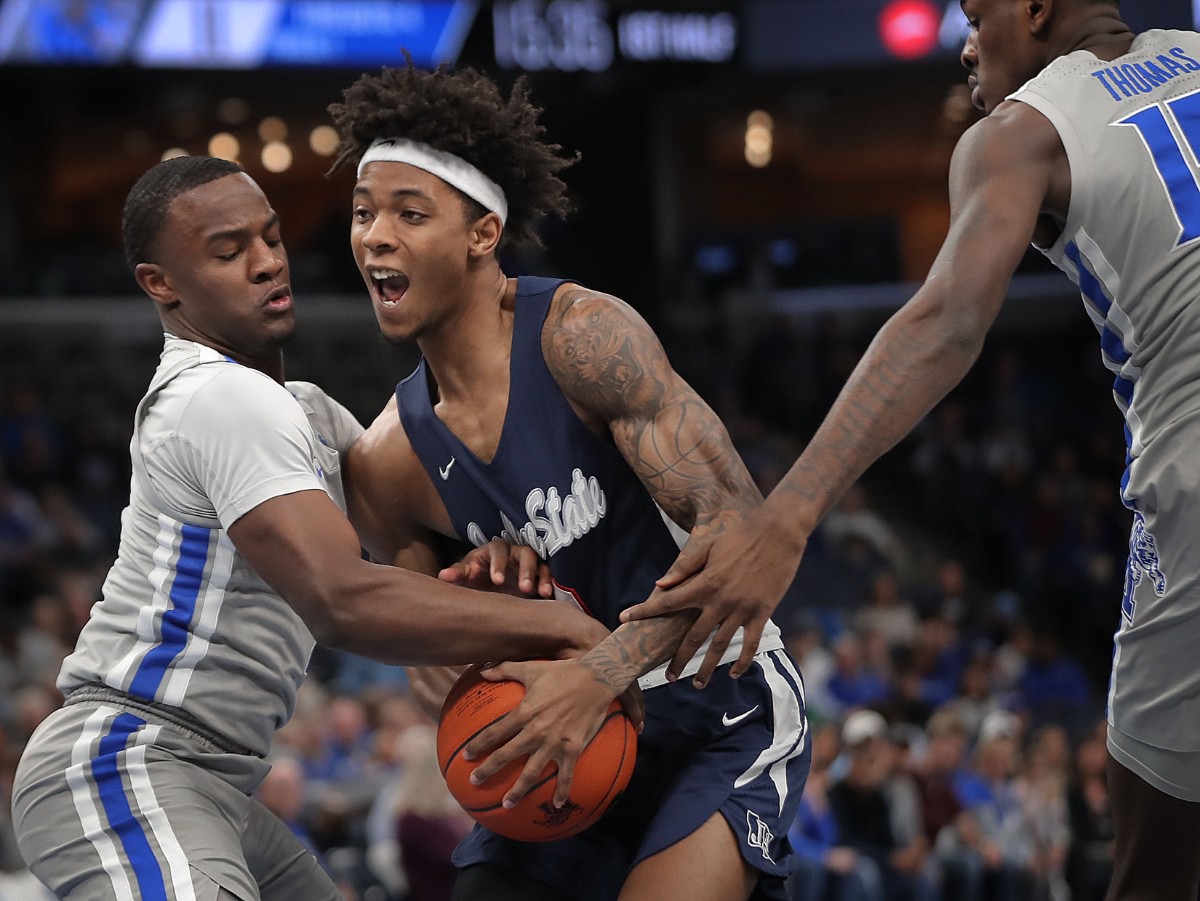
[397,276,685,630]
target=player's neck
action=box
[418,271,514,403]
[1059,13,1134,63]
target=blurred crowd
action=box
[0,303,1125,900]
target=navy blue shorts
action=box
[452,649,810,900]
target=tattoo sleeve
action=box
[542,287,762,531]
[575,611,700,694]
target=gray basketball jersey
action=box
[57,337,362,756]
[1013,32,1200,754]
[1012,31,1200,508]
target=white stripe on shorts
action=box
[734,650,808,816]
[66,706,136,901]
[125,734,197,901]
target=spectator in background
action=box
[391,724,473,901]
[784,618,839,726]
[854,570,920,652]
[827,633,893,715]
[0,382,65,491]
[910,614,968,712]
[944,654,1007,743]
[961,713,1041,901]
[916,708,984,901]
[828,710,938,901]
[1018,626,1095,737]
[1015,724,1071,900]
[0,456,54,604]
[788,722,884,901]
[823,485,906,577]
[1065,722,1114,901]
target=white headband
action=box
[357,137,508,225]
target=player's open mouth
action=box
[371,268,410,307]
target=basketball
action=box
[436,664,637,842]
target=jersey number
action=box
[1120,89,1200,247]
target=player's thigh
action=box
[619,811,757,901]
[242,798,340,901]
[13,704,265,901]
[1107,750,1200,901]
[451,863,571,901]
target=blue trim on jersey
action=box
[1066,241,1140,510]
[93,713,168,901]
[129,524,211,699]
[1066,241,1112,317]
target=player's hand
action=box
[462,659,644,809]
[619,508,806,688]
[438,539,553,598]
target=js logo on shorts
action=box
[746,810,774,862]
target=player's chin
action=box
[264,316,296,346]
[374,313,422,345]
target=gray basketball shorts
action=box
[1109,429,1200,797]
[12,701,340,901]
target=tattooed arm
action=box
[620,104,1063,684]
[541,283,764,684]
[463,283,766,804]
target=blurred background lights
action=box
[261,141,293,173]
[207,132,240,161]
[309,125,340,156]
[258,116,288,143]
[744,109,773,169]
[216,97,251,126]
[879,0,941,60]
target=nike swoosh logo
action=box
[722,705,759,727]
[439,457,456,480]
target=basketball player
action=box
[10,156,623,901]
[328,65,809,901]
[624,1,1200,897]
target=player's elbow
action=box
[284,572,364,650]
[904,286,992,367]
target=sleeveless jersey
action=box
[397,277,781,686]
[57,336,362,757]
[1011,31,1200,510]
[1013,32,1200,754]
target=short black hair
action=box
[328,63,575,248]
[122,156,245,271]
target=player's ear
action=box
[1027,0,1051,34]
[468,211,503,259]
[135,262,178,310]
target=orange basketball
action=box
[436,663,637,842]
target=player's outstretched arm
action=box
[226,488,608,665]
[621,103,1062,683]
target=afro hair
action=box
[328,63,575,247]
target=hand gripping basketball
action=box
[436,663,637,842]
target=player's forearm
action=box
[572,610,700,695]
[767,293,987,542]
[308,561,593,665]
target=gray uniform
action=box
[1011,30,1200,797]
[12,336,362,898]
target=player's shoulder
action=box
[548,280,627,319]
[350,394,415,472]
[188,363,294,413]
[955,101,1063,170]
[543,281,652,352]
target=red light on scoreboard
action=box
[879,0,940,60]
